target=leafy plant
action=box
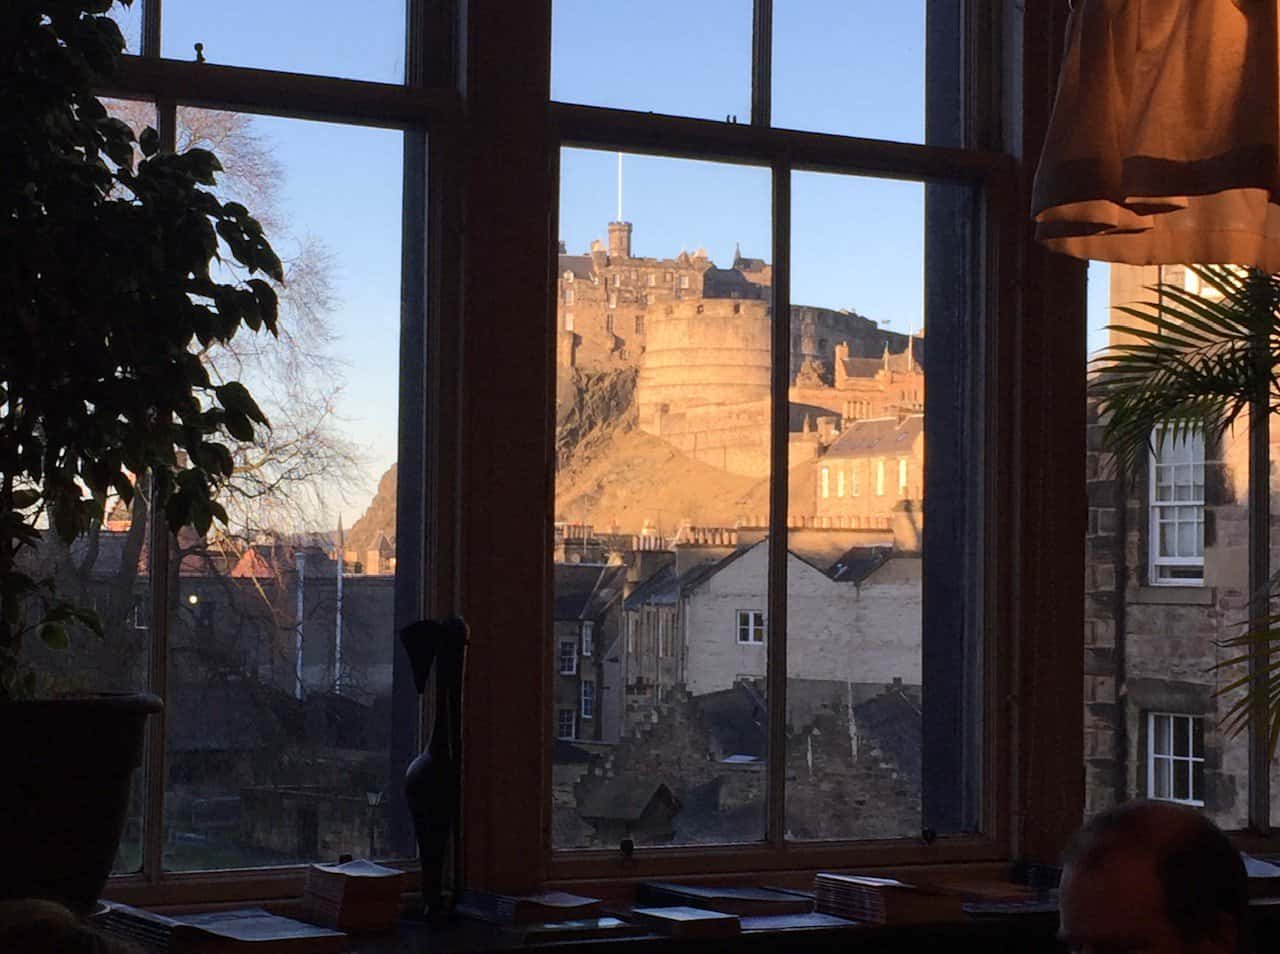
[0,0,281,699]
[1090,265,1280,749]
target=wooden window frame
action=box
[87,0,1094,904]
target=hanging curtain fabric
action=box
[1031,0,1280,269]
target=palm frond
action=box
[1089,266,1278,482]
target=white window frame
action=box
[875,458,886,496]
[898,457,908,495]
[557,707,576,740]
[1148,426,1205,586]
[679,274,689,289]
[564,313,575,332]
[736,609,765,644]
[851,466,860,497]
[1146,712,1204,806]
[836,468,846,497]
[558,639,577,675]
[581,680,595,720]
[563,287,574,305]
[626,615,635,653]
[581,620,593,657]
[820,466,830,498]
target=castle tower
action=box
[608,220,632,260]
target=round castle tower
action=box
[637,298,773,434]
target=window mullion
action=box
[750,0,772,127]
[765,155,790,848]
[143,479,169,883]
[140,0,161,59]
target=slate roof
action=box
[824,414,923,460]
[553,563,608,620]
[828,545,892,583]
[841,350,920,378]
[623,562,679,610]
[558,254,595,280]
[582,564,627,621]
[578,779,679,822]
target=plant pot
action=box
[0,692,162,915]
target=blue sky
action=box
[110,2,1103,522]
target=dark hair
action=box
[1063,800,1250,952]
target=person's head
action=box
[1058,800,1249,954]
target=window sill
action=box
[1133,585,1213,606]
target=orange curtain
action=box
[1032,0,1280,269]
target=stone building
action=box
[1084,263,1258,829]
[552,562,627,744]
[815,413,924,541]
[620,534,920,701]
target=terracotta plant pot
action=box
[0,693,162,915]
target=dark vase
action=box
[0,692,162,915]
[401,617,468,916]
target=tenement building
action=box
[1085,263,1260,828]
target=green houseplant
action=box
[1091,265,1280,752]
[1,0,281,910]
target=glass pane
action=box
[1173,718,1189,757]
[773,2,926,143]
[552,148,771,849]
[1154,715,1171,756]
[1086,263,1249,828]
[161,1,405,84]
[551,1,751,121]
[1173,760,1190,801]
[162,110,405,870]
[108,0,143,55]
[785,172,946,841]
[1154,759,1171,799]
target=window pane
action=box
[162,111,405,870]
[107,1,142,55]
[552,149,771,849]
[1154,759,1171,799]
[1173,760,1190,801]
[773,2,926,143]
[784,173,973,840]
[1173,718,1189,757]
[1154,715,1171,756]
[551,1,751,121]
[161,1,405,83]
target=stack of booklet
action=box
[301,858,406,932]
[813,873,965,925]
[454,889,602,926]
[94,903,346,953]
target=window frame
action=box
[581,620,593,657]
[736,609,766,645]
[1146,713,1205,807]
[558,638,578,675]
[1147,426,1205,587]
[557,707,576,740]
[581,679,595,720]
[89,0,1093,905]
